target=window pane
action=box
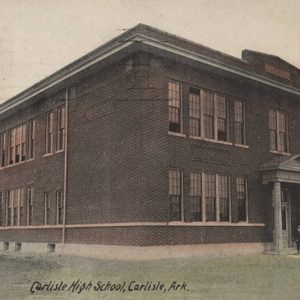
[269,110,277,130]
[169,170,181,221]
[234,101,243,122]
[190,172,202,221]
[168,82,181,133]
[204,116,214,138]
[236,177,247,222]
[202,91,214,115]
[216,95,226,118]
[205,174,216,221]
[219,175,229,221]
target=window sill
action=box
[168,131,186,138]
[189,135,233,146]
[55,149,65,154]
[43,150,64,158]
[235,144,249,149]
[168,221,265,227]
[1,160,27,170]
[270,150,291,156]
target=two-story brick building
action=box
[0,24,299,254]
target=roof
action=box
[1,23,300,116]
[260,154,300,172]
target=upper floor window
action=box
[234,100,246,145]
[269,109,288,153]
[28,120,36,159]
[57,107,65,151]
[189,89,201,136]
[168,81,182,133]
[189,88,228,141]
[46,112,54,154]
[8,124,27,165]
[0,132,6,167]
[236,176,248,222]
[168,169,182,221]
[0,191,2,226]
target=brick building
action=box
[0,24,300,253]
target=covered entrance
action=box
[261,154,300,252]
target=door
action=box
[281,189,291,248]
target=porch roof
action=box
[260,154,300,184]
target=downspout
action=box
[62,86,69,245]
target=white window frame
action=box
[168,169,184,221]
[44,192,51,225]
[269,109,289,153]
[57,106,66,151]
[236,176,249,223]
[168,81,183,134]
[27,186,33,226]
[200,172,231,223]
[56,190,64,225]
[234,99,246,145]
[46,111,54,154]
[189,87,229,142]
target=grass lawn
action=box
[1,252,300,299]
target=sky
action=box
[0,0,299,103]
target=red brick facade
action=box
[0,24,299,247]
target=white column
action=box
[273,181,283,251]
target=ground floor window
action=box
[56,191,64,225]
[27,186,33,225]
[172,170,247,223]
[44,192,51,225]
[6,188,24,226]
[0,191,2,226]
[168,169,182,221]
[190,172,202,221]
[236,176,248,222]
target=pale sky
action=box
[0,0,299,103]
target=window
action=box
[168,81,181,133]
[219,175,230,221]
[46,112,54,153]
[204,173,216,221]
[234,100,245,145]
[44,192,51,225]
[269,109,288,152]
[6,188,24,226]
[6,195,11,226]
[0,132,6,167]
[189,88,228,141]
[8,124,27,165]
[216,95,227,141]
[189,89,201,136]
[0,191,2,226]
[168,169,182,221]
[201,173,231,222]
[56,191,64,225]
[8,129,14,164]
[190,172,202,221]
[57,107,65,151]
[27,186,33,225]
[236,176,247,222]
[28,120,36,159]
[203,91,215,139]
